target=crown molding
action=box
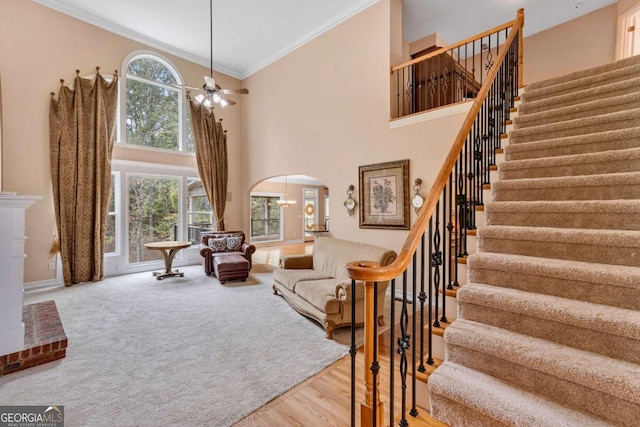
[239,0,381,79]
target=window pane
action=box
[126,79,179,150]
[187,179,212,244]
[250,196,281,241]
[185,106,195,153]
[105,178,116,254]
[105,214,116,253]
[128,176,179,263]
[127,58,177,85]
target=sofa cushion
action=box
[208,237,228,253]
[294,280,342,315]
[273,268,332,293]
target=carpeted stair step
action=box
[485,200,640,230]
[443,320,640,427]
[467,252,640,311]
[499,146,640,179]
[457,283,640,364]
[514,90,640,129]
[477,225,640,266]
[429,362,614,427]
[505,126,640,161]
[519,76,640,116]
[509,108,640,144]
[491,171,640,201]
[523,54,640,94]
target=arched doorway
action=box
[250,175,329,244]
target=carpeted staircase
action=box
[428,56,640,426]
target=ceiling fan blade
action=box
[204,75,216,89]
[218,94,236,106]
[221,88,249,95]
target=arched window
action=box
[124,54,194,152]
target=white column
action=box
[0,194,41,355]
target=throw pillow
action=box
[226,236,243,252]
[208,237,227,253]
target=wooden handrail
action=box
[391,14,519,73]
[348,9,524,283]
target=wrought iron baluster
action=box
[427,219,434,365]
[432,202,442,329]
[447,174,454,290]
[440,194,448,323]
[398,271,410,427]
[419,232,430,368]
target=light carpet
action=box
[0,265,350,427]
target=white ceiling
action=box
[36,0,617,80]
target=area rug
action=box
[0,265,348,427]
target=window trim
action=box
[119,50,193,154]
[250,192,284,244]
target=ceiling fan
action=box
[185,0,248,108]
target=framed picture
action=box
[359,159,410,229]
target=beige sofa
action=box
[272,237,397,339]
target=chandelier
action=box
[276,176,297,207]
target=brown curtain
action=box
[49,69,118,286]
[188,98,228,231]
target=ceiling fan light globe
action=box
[220,99,229,108]
[203,98,213,108]
[194,93,205,103]
[212,93,222,104]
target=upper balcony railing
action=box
[391,13,524,119]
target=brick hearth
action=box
[0,300,67,376]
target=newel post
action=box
[517,8,525,88]
[348,261,384,427]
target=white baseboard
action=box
[24,279,62,292]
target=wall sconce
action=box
[344,185,357,217]
[411,178,424,214]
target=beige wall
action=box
[241,0,468,254]
[524,4,617,84]
[0,0,243,283]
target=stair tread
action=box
[445,319,640,404]
[477,224,640,248]
[523,56,640,95]
[411,357,443,384]
[515,90,640,128]
[499,146,640,171]
[485,199,640,214]
[429,362,614,427]
[394,405,449,427]
[492,170,640,190]
[458,283,640,340]
[467,252,640,291]
[510,107,640,140]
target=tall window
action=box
[105,173,117,254]
[187,178,213,244]
[125,55,194,152]
[251,195,281,242]
[128,175,179,263]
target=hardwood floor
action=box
[238,241,447,427]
